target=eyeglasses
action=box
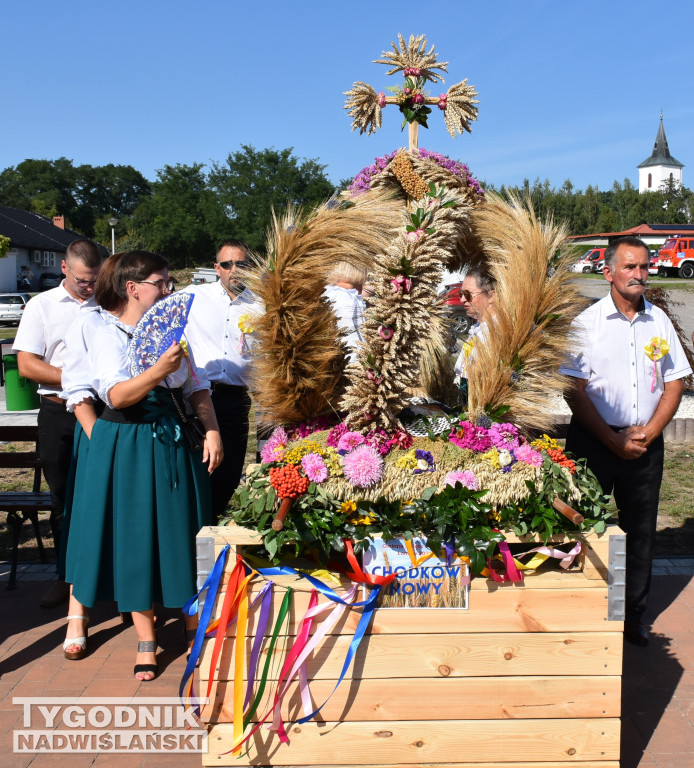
[67,264,98,287]
[217,260,252,271]
[460,289,487,302]
[136,278,176,293]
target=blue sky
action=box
[3,0,693,193]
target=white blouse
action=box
[61,309,209,411]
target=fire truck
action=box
[656,237,694,278]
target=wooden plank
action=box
[209,587,617,636]
[204,718,620,765]
[201,675,621,724]
[200,631,622,681]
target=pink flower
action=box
[390,274,412,293]
[489,422,520,451]
[449,421,491,452]
[337,431,365,453]
[301,453,328,483]
[388,429,413,451]
[364,429,391,455]
[437,100,447,110]
[514,444,543,467]
[405,229,426,243]
[403,86,412,95]
[260,426,288,463]
[412,93,424,105]
[444,470,479,490]
[378,325,394,340]
[326,422,348,448]
[343,445,384,488]
[377,91,386,108]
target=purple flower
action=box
[343,445,384,488]
[301,453,328,483]
[337,431,365,453]
[443,470,479,490]
[413,449,435,474]
[514,443,543,467]
[489,422,520,451]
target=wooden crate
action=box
[195,524,625,767]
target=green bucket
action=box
[3,354,40,411]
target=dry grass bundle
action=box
[465,194,588,433]
[244,193,400,426]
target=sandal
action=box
[134,640,158,682]
[63,614,89,660]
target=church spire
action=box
[638,114,684,169]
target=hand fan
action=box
[127,292,194,375]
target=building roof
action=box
[568,223,694,242]
[0,205,107,254]
[638,116,684,169]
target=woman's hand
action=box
[202,430,223,473]
[151,341,185,381]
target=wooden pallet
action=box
[196,524,624,767]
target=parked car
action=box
[39,272,62,290]
[439,283,473,335]
[0,293,29,325]
[570,247,606,274]
[648,250,660,276]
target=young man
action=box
[13,239,102,607]
[560,236,691,645]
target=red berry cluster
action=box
[547,447,576,474]
[269,464,309,499]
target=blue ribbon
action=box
[179,543,230,711]
[256,565,377,608]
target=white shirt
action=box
[61,307,107,412]
[65,311,208,410]
[322,284,366,358]
[559,294,692,427]
[181,283,263,386]
[453,322,487,383]
[12,280,98,396]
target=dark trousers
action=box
[210,388,252,520]
[37,398,76,579]
[566,417,664,622]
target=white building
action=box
[638,115,684,193]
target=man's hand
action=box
[609,426,648,460]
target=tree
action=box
[130,163,228,267]
[209,145,336,253]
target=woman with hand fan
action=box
[64,250,222,682]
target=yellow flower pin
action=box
[238,314,255,334]
[644,337,670,393]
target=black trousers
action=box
[210,388,252,520]
[37,397,76,579]
[566,417,664,622]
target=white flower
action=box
[498,450,513,467]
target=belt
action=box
[210,382,248,392]
[41,394,65,406]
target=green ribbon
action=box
[141,388,183,489]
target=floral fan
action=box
[128,292,194,375]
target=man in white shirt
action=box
[13,239,102,607]
[183,239,262,518]
[560,236,691,646]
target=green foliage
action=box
[0,235,10,259]
[209,145,335,253]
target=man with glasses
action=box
[182,239,262,518]
[13,239,103,607]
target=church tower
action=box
[638,115,684,193]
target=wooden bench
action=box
[0,425,52,590]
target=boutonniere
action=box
[237,314,255,353]
[461,337,476,358]
[644,337,669,392]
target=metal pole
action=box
[111,226,115,255]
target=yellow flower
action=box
[324,447,343,477]
[530,434,561,452]
[394,450,418,470]
[341,500,357,514]
[284,440,325,464]
[238,314,255,334]
[480,448,501,469]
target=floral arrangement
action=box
[226,410,610,573]
[348,147,484,200]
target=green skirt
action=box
[65,404,212,612]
